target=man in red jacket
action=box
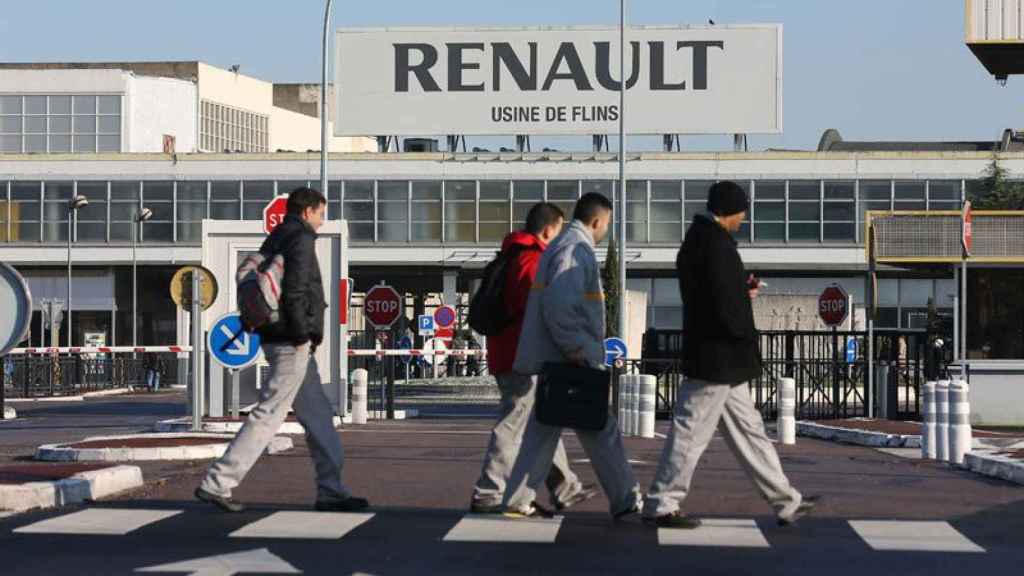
[470,202,596,515]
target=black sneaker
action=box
[194,487,245,513]
[613,503,641,522]
[777,495,820,527]
[643,511,702,529]
[315,496,370,512]
[503,501,555,519]
[554,484,599,511]
[469,501,504,514]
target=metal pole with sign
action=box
[618,0,628,340]
[191,271,203,432]
[321,0,334,203]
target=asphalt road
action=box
[1,393,1022,575]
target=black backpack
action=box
[468,246,525,336]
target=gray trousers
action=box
[472,372,582,508]
[200,343,350,501]
[644,380,801,519]
[504,401,641,516]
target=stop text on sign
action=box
[363,284,403,330]
[818,285,849,327]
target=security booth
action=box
[867,209,1024,426]
[194,218,350,418]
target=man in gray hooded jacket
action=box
[503,192,642,519]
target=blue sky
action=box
[0,0,1018,151]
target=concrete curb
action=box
[36,433,293,462]
[0,465,143,513]
[965,451,1024,485]
[2,406,15,420]
[154,417,343,435]
[797,421,1024,451]
[6,387,134,403]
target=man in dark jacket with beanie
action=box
[196,187,367,514]
[643,181,816,529]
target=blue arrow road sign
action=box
[604,337,628,367]
[398,335,413,365]
[418,314,435,335]
[208,312,262,370]
[846,339,858,364]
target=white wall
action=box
[0,69,128,94]
[128,76,196,153]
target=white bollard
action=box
[948,379,972,466]
[352,369,368,425]
[777,378,796,445]
[618,375,628,435]
[624,376,636,437]
[921,381,937,459]
[935,380,950,462]
[637,375,657,439]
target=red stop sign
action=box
[263,196,289,235]
[818,285,849,327]
[364,284,402,330]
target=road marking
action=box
[658,519,770,548]
[444,514,563,543]
[15,509,181,535]
[230,511,374,540]
[849,521,985,553]
[136,547,300,575]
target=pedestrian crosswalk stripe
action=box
[657,518,770,548]
[443,514,563,544]
[230,512,375,540]
[13,509,181,536]
[849,521,985,553]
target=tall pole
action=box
[66,211,73,349]
[617,0,628,340]
[132,217,138,347]
[321,0,334,201]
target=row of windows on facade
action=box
[199,99,269,153]
[0,179,971,244]
[0,95,122,154]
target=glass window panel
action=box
[547,180,578,200]
[42,182,73,242]
[98,96,121,115]
[326,181,341,220]
[480,203,508,221]
[894,200,926,210]
[480,223,509,242]
[378,223,407,242]
[650,222,681,243]
[177,223,202,243]
[0,116,21,133]
[347,223,373,242]
[277,181,308,196]
[788,223,820,242]
[824,203,855,221]
[445,181,476,243]
[825,181,855,200]
[789,181,820,200]
[142,182,173,225]
[242,181,275,220]
[686,180,714,201]
[651,181,681,201]
[345,181,373,200]
[411,202,441,220]
[97,135,120,152]
[211,181,240,202]
[142,223,173,243]
[929,181,961,201]
[378,181,409,201]
[967,269,1024,359]
[480,181,510,201]
[513,181,544,201]
[412,222,441,241]
[895,181,926,200]
[73,135,96,152]
[823,223,855,242]
[111,181,140,203]
[25,135,45,153]
[754,222,785,242]
[210,201,240,220]
[50,115,71,133]
[25,96,46,115]
[25,116,46,133]
[446,181,475,201]
[344,202,373,222]
[98,116,119,134]
[930,202,961,211]
[651,201,681,223]
[755,203,785,221]
[73,115,96,133]
[861,180,892,201]
[0,135,19,152]
[78,222,106,242]
[582,181,612,198]
[73,95,96,114]
[11,182,41,221]
[0,96,22,114]
[49,96,71,114]
[755,181,785,200]
[412,181,441,201]
[76,182,107,222]
[177,182,207,202]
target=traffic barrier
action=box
[9,346,190,355]
[948,379,972,466]
[777,377,796,445]
[637,375,656,439]
[351,369,369,425]
[936,380,950,462]
[921,381,937,459]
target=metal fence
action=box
[636,330,942,420]
[2,352,180,398]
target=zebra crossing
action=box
[5,507,989,554]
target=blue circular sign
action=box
[604,337,628,367]
[399,335,413,365]
[208,313,262,370]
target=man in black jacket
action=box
[643,181,816,529]
[196,187,368,513]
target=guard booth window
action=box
[967,269,1024,360]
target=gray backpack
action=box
[236,253,285,331]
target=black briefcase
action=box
[535,363,609,431]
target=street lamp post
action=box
[618,0,628,340]
[132,208,153,347]
[67,195,89,348]
[321,0,334,202]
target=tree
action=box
[971,155,1024,210]
[602,235,620,338]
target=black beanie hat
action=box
[707,181,749,217]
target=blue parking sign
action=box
[846,339,858,364]
[208,313,262,370]
[418,314,435,336]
